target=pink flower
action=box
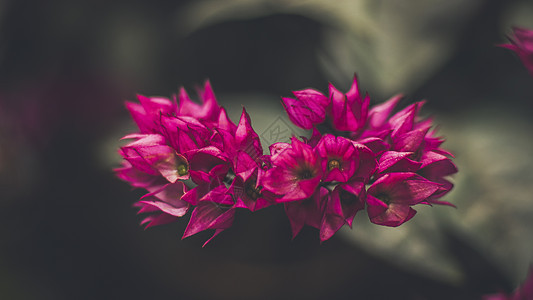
[501,27,533,77]
[282,89,329,129]
[316,134,357,182]
[119,134,190,183]
[231,171,277,212]
[320,182,365,242]
[177,80,222,125]
[187,146,230,185]
[224,108,264,181]
[262,137,323,201]
[114,160,162,189]
[366,172,441,226]
[328,74,370,132]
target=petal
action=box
[368,94,402,129]
[329,83,358,131]
[182,202,235,239]
[282,89,328,129]
[377,151,421,174]
[235,107,263,160]
[393,127,430,152]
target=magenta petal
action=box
[235,107,263,160]
[370,172,441,205]
[351,142,377,181]
[138,200,189,217]
[160,116,210,153]
[199,185,234,205]
[346,75,369,125]
[188,146,228,173]
[367,195,417,227]
[366,194,388,217]
[287,176,321,201]
[339,182,365,227]
[356,137,389,155]
[217,107,237,133]
[330,83,359,131]
[419,151,458,179]
[262,167,298,196]
[378,151,412,172]
[269,142,290,159]
[284,202,306,238]
[324,168,347,182]
[282,97,309,129]
[393,127,430,152]
[114,161,159,188]
[177,80,221,123]
[141,180,187,200]
[137,94,175,117]
[378,151,421,174]
[182,202,235,239]
[389,105,416,139]
[320,213,345,242]
[138,181,189,217]
[284,188,326,238]
[293,89,329,122]
[181,186,200,206]
[140,213,178,228]
[368,94,402,129]
[125,101,152,133]
[320,189,346,242]
[282,88,328,129]
[125,95,176,133]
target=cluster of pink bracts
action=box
[115,75,457,246]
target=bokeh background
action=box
[1,0,533,299]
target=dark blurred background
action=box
[1,0,533,299]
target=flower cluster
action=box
[500,27,533,77]
[116,75,456,245]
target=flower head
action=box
[116,74,457,245]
